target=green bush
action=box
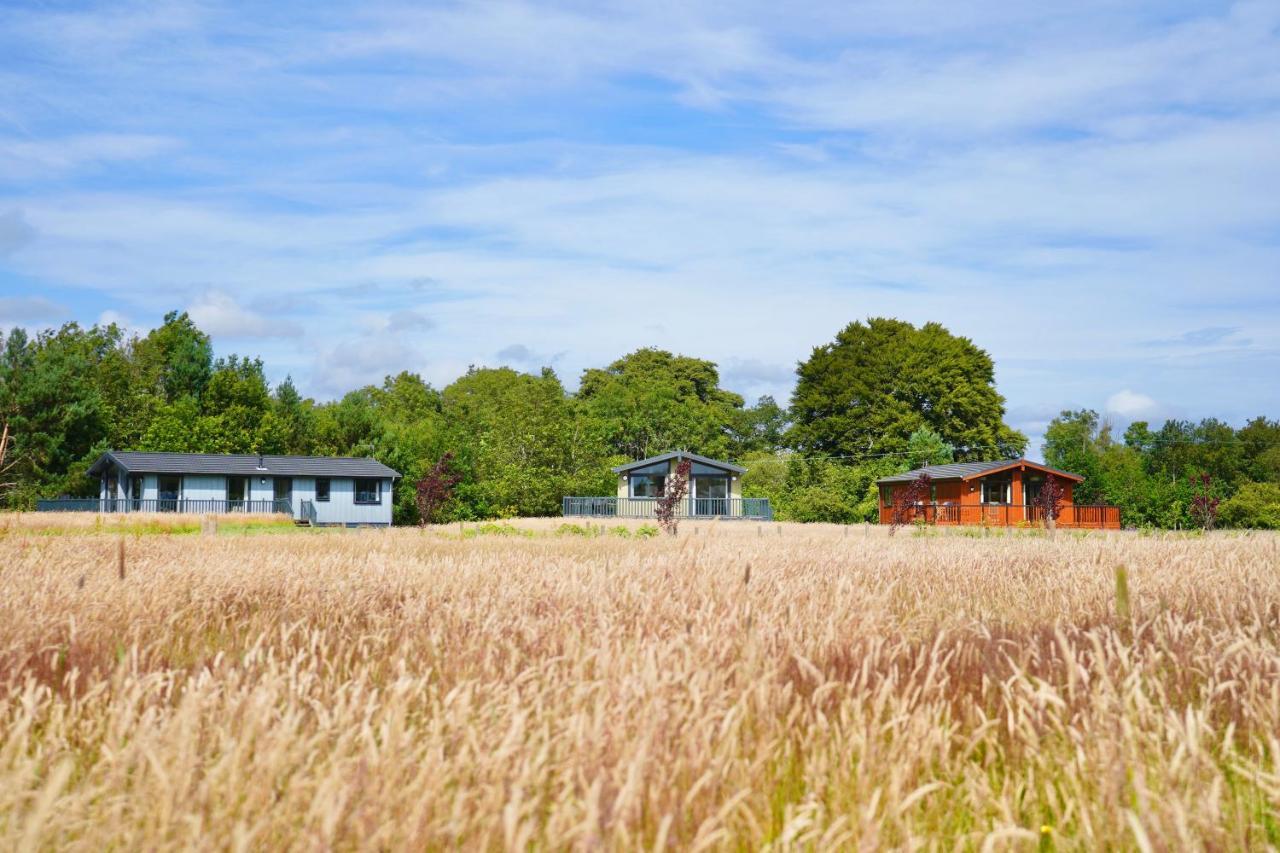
[1218,483,1280,529]
[463,522,532,538]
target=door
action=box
[158,475,181,512]
[227,476,247,512]
[273,477,293,514]
[694,476,729,516]
[130,475,143,511]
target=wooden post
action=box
[116,538,125,580]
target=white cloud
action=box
[0,209,36,255]
[0,296,65,326]
[187,291,300,339]
[1105,389,1159,417]
[0,134,179,180]
[385,310,435,333]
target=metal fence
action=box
[562,496,773,520]
[35,498,293,516]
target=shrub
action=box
[1218,482,1280,529]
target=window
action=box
[355,478,381,504]
[315,477,331,502]
[981,477,1010,504]
[1024,476,1043,505]
[630,474,665,498]
[694,477,728,500]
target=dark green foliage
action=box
[789,318,1026,460]
[3,310,1278,528]
[578,348,745,460]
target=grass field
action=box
[1,515,1278,850]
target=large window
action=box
[981,477,1010,504]
[315,477,331,502]
[694,477,728,500]
[630,474,665,498]
[355,478,381,504]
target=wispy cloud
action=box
[0,295,65,325]
[188,291,301,339]
[1142,326,1249,347]
[0,210,36,255]
[0,0,1275,435]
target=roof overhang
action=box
[612,450,746,475]
[958,459,1084,482]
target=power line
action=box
[761,435,1280,466]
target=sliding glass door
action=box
[158,475,181,512]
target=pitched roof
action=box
[89,451,400,479]
[612,450,746,475]
[876,458,1083,484]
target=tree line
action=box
[1,313,1276,527]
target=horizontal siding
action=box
[182,475,225,501]
[313,477,393,525]
[94,468,393,524]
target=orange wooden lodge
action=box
[876,459,1122,529]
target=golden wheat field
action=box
[1,515,1278,851]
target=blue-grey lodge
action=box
[562,450,772,520]
[38,451,399,527]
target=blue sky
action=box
[1,1,1278,455]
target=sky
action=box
[1,0,1278,456]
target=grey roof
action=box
[612,450,746,475]
[89,451,400,479]
[876,458,1083,484]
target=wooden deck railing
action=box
[563,496,773,520]
[886,503,1121,529]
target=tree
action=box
[889,473,933,534]
[416,452,463,525]
[1237,417,1280,483]
[1218,483,1280,529]
[1038,473,1064,530]
[443,366,609,518]
[656,458,691,535]
[1189,473,1220,531]
[577,348,746,461]
[259,376,315,455]
[906,426,954,469]
[729,395,789,456]
[789,318,1025,460]
[132,310,213,403]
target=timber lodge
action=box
[875,459,1121,529]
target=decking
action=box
[885,503,1121,529]
[36,498,293,515]
[563,496,773,520]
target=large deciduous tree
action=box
[788,318,1025,461]
[577,348,746,461]
[443,366,610,518]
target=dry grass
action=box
[0,511,296,537]
[1,515,1278,850]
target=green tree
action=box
[259,376,315,455]
[444,367,610,518]
[1218,482,1280,529]
[906,426,954,469]
[788,318,1026,460]
[577,348,746,460]
[1,324,115,504]
[728,395,789,456]
[1237,417,1280,482]
[132,310,213,403]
